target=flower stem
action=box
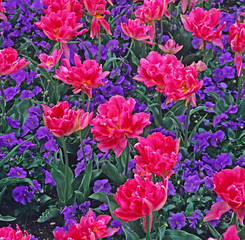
[78,130,87,168]
[188,0,191,12]
[237,74,243,104]
[146,215,151,240]
[184,102,191,148]
[123,39,134,59]
[98,34,101,64]
[61,136,69,205]
[0,79,5,118]
[203,40,206,64]
[124,141,131,176]
[86,97,91,112]
[81,91,85,110]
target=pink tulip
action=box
[229,20,245,76]
[0,47,30,75]
[134,132,180,178]
[181,0,198,13]
[0,225,31,240]
[203,166,245,225]
[0,0,6,21]
[133,164,153,180]
[83,0,112,39]
[54,209,118,240]
[42,101,92,137]
[38,48,63,69]
[121,19,155,45]
[181,7,226,49]
[113,174,168,231]
[54,54,110,98]
[190,60,207,72]
[159,39,183,54]
[90,95,150,157]
[207,225,240,240]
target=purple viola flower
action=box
[235,155,245,167]
[212,68,224,82]
[20,90,33,100]
[30,179,41,193]
[98,203,109,211]
[2,1,17,14]
[187,210,203,229]
[212,153,232,171]
[191,37,201,49]
[203,102,215,113]
[32,86,42,96]
[168,180,176,196]
[41,169,56,186]
[11,70,28,84]
[7,167,27,178]
[6,116,21,129]
[0,133,17,148]
[4,87,20,102]
[111,219,123,235]
[93,179,111,193]
[169,213,186,230]
[110,85,124,96]
[210,130,225,147]
[43,139,58,152]
[29,106,42,117]
[176,115,189,130]
[0,21,12,33]
[184,175,202,193]
[12,185,33,205]
[213,113,228,127]
[35,126,53,140]
[19,125,31,137]
[18,140,36,151]
[192,132,211,152]
[79,201,90,216]
[222,66,235,79]
[25,115,39,130]
[106,39,120,54]
[202,76,213,87]
[74,160,86,177]
[225,105,238,114]
[219,52,233,65]
[77,144,92,161]
[61,205,76,220]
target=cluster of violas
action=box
[1,0,245,239]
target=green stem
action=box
[123,39,134,59]
[124,141,131,176]
[151,26,156,51]
[131,0,135,18]
[78,130,87,168]
[146,215,151,240]
[61,136,69,205]
[203,40,206,64]
[237,74,243,105]
[184,102,191,148]
[81,91,85,110]
[86,98,91,112]
[98,34,101,64]
[157,91,162,120]
[0,79,5,117]
[188,0,191,12]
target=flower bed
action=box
[0,0,245,239]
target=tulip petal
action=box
[234,52,243,77]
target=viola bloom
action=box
[83,0,112,39]
[113,174,168,231]
[121,19,155,45]
[54,209,118,240]
[203,166,245,225]
[90,95,151,157]
[38,48,63,69]
[181,7,226,49]
[159,39,183,55]
[42,101,93,137]
[0,225,31,240]
[54,54,110,98]
[0,47,30,75]
[134,132,180,178]
[229,20,245,76]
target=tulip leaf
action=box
[123,227,140,240]
[207,91,220,101]
[163,230,202,240]
[213,99,228,115]
[189,114,207,142]
[9,7,21,26]
[190,106,208,115]
[238,226,245,238]
[164,101,185,118]
[79,40,93,59]
[0,177,34,189]
[37,205,60,223]
[158,226,166,240]
[206,223,221,240]
[0,214,16,222]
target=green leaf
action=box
[223,93,234,105]
[190,106,208,115]
[163,230,202,240]
[130,49,140,66]
[0,177,34,188]
[206,223,221,240]
[37,205,60,223]
[227,128,236,139]
[158,226,166,240]
[123,227,140,240]
[79,41,93,59]
[164,101,185,119]
[206,44,214,65]
[207,91,220,101]
[213,99,228,115]
[0,137,32,168]
[0,214,16,222]
[9,7,21,26]
[238,225,245,239]
[101,160,127,185]
[0,34,4,48]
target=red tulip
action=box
[38,48,63,69]
[42,101,92,137]
[90,95,150,157]
[158,39,183,55]
[203,166,245,225]
[207,225,240,240]
[113,175,168,230]
[0,225,31,240]
[54,209,118,240]
[54,54,110,98]
[0,47,30,75]
[134,132,180,178]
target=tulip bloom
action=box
[0,225,31,240]
[54,54,110,98]
[158,39,183,55]
[181,7,226,49]
[0,0,7,21]
[121,19,155,45]
[208,225,240,240]
[203,166,245,225]
[0,47,30,75]
[83,0,112,39]
[42,101,93,137]
[134,132,180,178]
[38,48,63,69]
[54,209,118,240]
[229,20,245,76]
[113,175,168,230]
[90,95,151,157]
